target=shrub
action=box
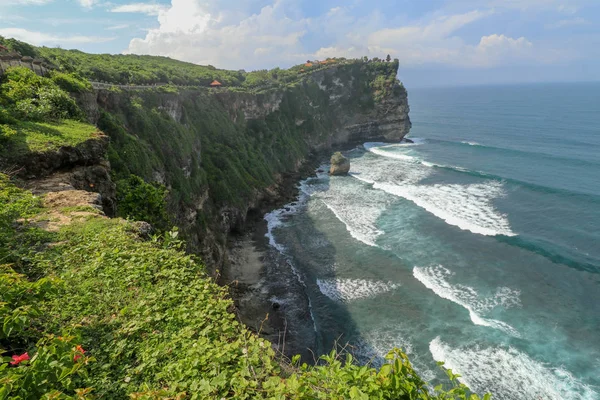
[0,175,92,399]
[1,67,83,122]
[116,174,169,230]
[0,107,16,125]
[50,71,93,93]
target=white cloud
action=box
[488,0,581,12]
[2,0,53,4]
[547,17,590,28]
[468,34,533,66]
[123,1,567,71]
[0,28,115,45]
[111,3,168,16]
[125,0,308,68]
[106,24,130,31]
[348,10,530,67]
[77,0,97,8]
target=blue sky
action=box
[1,0,599,87]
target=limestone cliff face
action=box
[307,65,411,149]
[74,60,411,272]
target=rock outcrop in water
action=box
[330,152,350,175]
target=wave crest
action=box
[430,337,599,400]
[413,265,520,336]
[317,278,400,303]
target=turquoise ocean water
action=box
[265,83,600,399]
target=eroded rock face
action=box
[15,135,117,217]
[330,152,350,175]
[76,61,411,273]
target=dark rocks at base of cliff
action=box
[329,152,350,175]
[226,230,316,362]
[222,156,324,362]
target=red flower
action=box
[74,345,85,362]
[10,353,30,365]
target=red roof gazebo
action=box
[210,80,222,87]
[0,44,9,52]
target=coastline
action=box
[222,140,404,362]
[222,154,322,361]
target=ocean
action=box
[263,82,600,399]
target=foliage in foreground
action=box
[0,175,486,399]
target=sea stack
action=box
[330,152,350,175]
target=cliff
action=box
[72,60,410,273]
[0,41,492,399]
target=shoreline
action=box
[222,139,405,361]
[223,153,322,361]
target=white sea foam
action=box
[420,160,472,173]
[429,337,599,400]
[355,143,515,236]
[461,141,481,146]
[264,172,325,333]
[413,265,521,336]
[264,202,304,253]
[320,201,384,247]
[374,181,515,237]
[352,328,438,385]
[351,151,432,186]
[311,171,391,247]
[294,163,388,247]
[317,278,400,303]
[265,167,328,254]
[264,211,286,253]
[364,142,419,161]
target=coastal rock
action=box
[330,152,350,175]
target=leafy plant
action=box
[116,174,169,230]
[49,71,93,93]
[1,67,83,122]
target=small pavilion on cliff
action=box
[210,80,222,88]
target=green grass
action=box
[0,119,100,158]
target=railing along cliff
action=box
[90,82,170,90]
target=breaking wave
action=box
[413,265,521,337]
[317,278,400,303]
[429,337,599,400]
[375,181,515,237]
[355,143,516,237]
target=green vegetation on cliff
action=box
[0,39,484,399]
[0,67,99,165]
[0,36,399,93]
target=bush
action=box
[0,67,83,122]
[0,106,16,125]
[50,71,92,93]
[116,174,169,230]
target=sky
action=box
[0,0,599,87]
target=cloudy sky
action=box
[1,0,599,87]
